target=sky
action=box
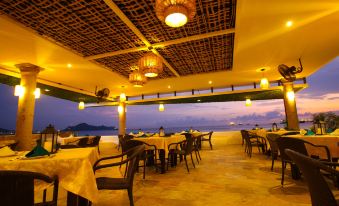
[0,57,338,131]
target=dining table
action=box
[0,147,99,206]
[0,139,17,148]
[133,134,186,173]
[283,134,339,159]
[58,135,96,145]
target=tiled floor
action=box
[57,135,339,206]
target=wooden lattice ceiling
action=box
[0,0,236,79]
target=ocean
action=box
[77,122,313,136]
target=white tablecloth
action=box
[283,135,339,158]
[0,147,99,203]
[134,135,186,155]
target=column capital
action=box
[15,63,43,74]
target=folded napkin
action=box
[330,129,339,136]
[300,129,307,135]
[25,145,50,158]
[0,146,16,157]
[305,130,315,136]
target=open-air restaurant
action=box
[0,0,339,205]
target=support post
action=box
[15,63,41,150]
[118,102,126,136]
[283,82,299,130]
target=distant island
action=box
[63,123,117,131]
[0,127,14,134]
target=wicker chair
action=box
[167,133,195,173]
[59,137,90,149]
[86,136,101,154]
[285,149,339,206]
[200,131,213,150]
[266,133,281,171]
[0,170,59,206]
[124,139,158,179]
[276,137,331,185]
[93,145,145,206]
[241,130,266,157]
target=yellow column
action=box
[15,63,41,150]
[282,82,300,130]
[118,102,126,136]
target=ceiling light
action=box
[159,103,165,112]
[34,88,41,99]
[155,0,196,28]
[44,89,50,92]
[197,99,201,102]
[129,67,147,87]
[168,85,171,89]
[245,98,252,107]
[67,63,72,68]
[14,85,25,97]
[286,21,293,27]
[208,81,212,84]
[78,101,85,110]
[139,52,163,78]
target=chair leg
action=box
[271,154,275,171]
[43,189,47,203]
[209,140,213,150]
[97,145,100,154]
[127,188,134,206]
[184,155,189,173]
[196,148,201,160]
[190,153,195,168]
[194,150,199,164]
[281,161,285,185]
[143,159,146,179]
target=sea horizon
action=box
[75,122,313,136]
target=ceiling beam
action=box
[152,29,235,48]
[85,28,235,61]
[103,0,180,77]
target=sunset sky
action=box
[0,57,338,131]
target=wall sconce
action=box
[245,98,252,107]
[14,85,25,97]
[78,101,85,110]
[159,103,165,112]
[34,88,41,99]
[118,105,124,114]
[287,91,295,101]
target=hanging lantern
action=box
[260,78,270,89]
[78,101,85,110]
[14,85,25,97]
[34,88,41,99]
[155,0,196,27]
[120,93,126,102]
[129,69,147,87]
[245,98,252,107]
[159,103,165,112]
[139,53,163,77]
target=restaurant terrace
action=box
[0,0,339,206]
